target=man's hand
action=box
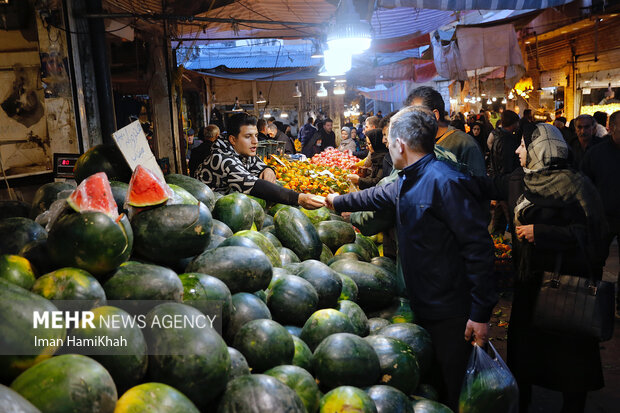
[347,174,360,185]
[516,224,535,243]
[298,193,326,210]
[260,168,277,183]
[464,319,489,346]
[325,193,339,210]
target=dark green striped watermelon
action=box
[337,272,359,302]
[225,292,272,343]
[274,206,322,261]
[115,382,200,413]
[412,383,439,401]
[0,218,47,256]
[286,325,303,337]
[146,303,230,408]
[366,385,414,413]
[168,184,198,205]
[217,374,306,413]
[206,234,226,251]
[104,261,182,301]
[19,240,54,276]
[0,384,41,413]
[329,259,398,311]
[267,275,319,326]
[268,203,288,216]
[212,219,233,238]
[32,267,106,307]
[233,319,294,372]
[179,272,232,328]
[260,224,276,236]
[234,230,281,267]
[300,309,356,351]
[212,193,254,233]
[320,386,378,413]
[368,318,391,335]
[364,335,420,394]
[327,252,361,265]
[336,300,369,337]
[313,333,381,390]
[300,206,331,225]
[69,306,148,393]
[250,198,265,230]
[247,195,267,209]
[73,144,132,184]
[165,173,215,210]
[355,233,380,259]
[292,335,314,373]
[262,230,282,248]
[0,255,36,289]
[412,399,453,413]
[218,234,260,250]
[320,243,334,264]
[262,214,274,228]
[377,323,434,377]
[29,181,75,218]
[109,181,129,217]
[336,243,370,262]
[227,347,250,380]
[317,220,356,253]
[286,260,342,309]
[47,212,132,277]
[370,256,397,275]
[279,247,300,265]
[265,365,321,413]
[10,354,117,413]
[0,200,30,219]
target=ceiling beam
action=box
[83,13,321,27]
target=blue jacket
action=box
[334,153,496,323]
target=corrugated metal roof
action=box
[377,0,573,10]
[371,8,459,40]
[186,53,318,69]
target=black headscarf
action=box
[366,129,387,153]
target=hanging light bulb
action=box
[232,97,243,112]
[508,91,514,99]
[319,48,352,77]
[256,91,266,104]
[317,83,328,97]
[280,111,288,118]
[326,0,371,56]
[476,97,482,102]
[263,112,271,119]
[501,98,507,104]
[334,83,345,95]
[486,99,492,104]
[293,83,302,98]
[492,97,497,102]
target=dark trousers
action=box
[418,316,472,411]
[602,224,620,309]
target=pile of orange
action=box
[493,235,512,260]
[264,156,352,196]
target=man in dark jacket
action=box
[268,123,296,154]
[189,125,219,178]
[570,114,602,167]
[299,117,317,148]
[327,106,497,411]
[303,118,336,156]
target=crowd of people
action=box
[179,85,618,413]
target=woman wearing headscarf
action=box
[468,121,487,155]
[338,126,357,153]
[346,129,388,189]
[508,123,607,413]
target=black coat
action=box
[489,128,519,177]
[358,151,386,189]
[507,196,604,392]
[275,130,296,154]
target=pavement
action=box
[488,240,620,413]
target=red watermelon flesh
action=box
[67,172,119,220]
[127,165,172,207]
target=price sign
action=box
[112,120,164,181]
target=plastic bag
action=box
[458,342,519,413]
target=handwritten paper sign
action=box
[112,120,164,182]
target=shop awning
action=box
[377,0,574,10]
[358,81,415,104]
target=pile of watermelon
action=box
[0,146,456,413]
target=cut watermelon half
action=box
[126,165,172,207]
[67,172,119,220]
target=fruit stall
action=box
[0,145,512,413]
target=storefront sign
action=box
[112,120,164,181]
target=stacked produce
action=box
[310,148,361,169]
[492,235,512,261]
[0,145,521,413]
[265,156,352,196]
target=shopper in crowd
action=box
[257,118,269,141]
[350,126,361,151]
[508,123,606,413]
[267,123,296,155]
[267,116,276,126]
[570,114,602,167]
[347,129,388,189]
[196,113,324,209]
[593,111,608,138]
[449,118,466,132]
[299,117,317,149]
[553,116,573,142]
[326,106,496,411]
[189,125,219,178]
[405,86,486,177]
[182,128,200,164]
[303,118,336,156]
[379,111,398,176]
[338,126,357,153]
[582,110,620,315]
[376,110,383,118]
[468,121,486,154]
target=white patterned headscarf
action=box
[523,123,569,173]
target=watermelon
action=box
[262,214,274,227]
[320,386,378,413]
[228,347,250,379]
[300,309,356,351]
[368,318,391,335]
[219,234,260,251]
[233,319,294,372]
[320,243,334,264]
[109,181,129,216]
[67,172,118,219]
[286,325,303,337]
[179,272,232,329]
[0,200,31,220]
[212,193,254,233]
[265,365,321,413]
[187,246,272,294]
[274,206,323,261]
[327,252,360,265]
[370,256,397,275]
[292,335,314,373]
[254,289,267,303]
[115,383,200,413]
[247,195,267,209]
[217,374,306,413]
[0,255,36,289]
[206,234,226,250]
[286,260,342,309]
[47,212,132,277]
[355,234,380,259]
[146,303,230,408]
[31,267,106,306]
[364,336,420,394]
[225,292,272,343]
[336,243,370,261]
[0,279,65,383]
[104,261,182,301]
[263,230,282,248]
[301,206,331,225]
[29,181,75,218]
[412,399,453,413]
[165,173,215,210]
[313,333,381,390]
[261,224,277,235]
[413,384,439,401]
[317,220,356,253]
[377,323,434,376]
[279,247,300,265]
[19,240,53,276]
[69,306,148,393]
[336,272,359,302]
[329,213,345,221]
[267,275,319,326]
[0,384,41,412]
[366,385,414,413]
[268,203,288,216]
[336,300,369,337]
[234,230,281,267]
[74,144,132,184]
[167,184,199,205]
[250,198,265,230]
[10,354,117,413]
[329,259,398,311]
[0,218,47,255]
[458,361,519,413]
[390,298,416,324]
[211,219,233,238]
[126,165,172,207]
